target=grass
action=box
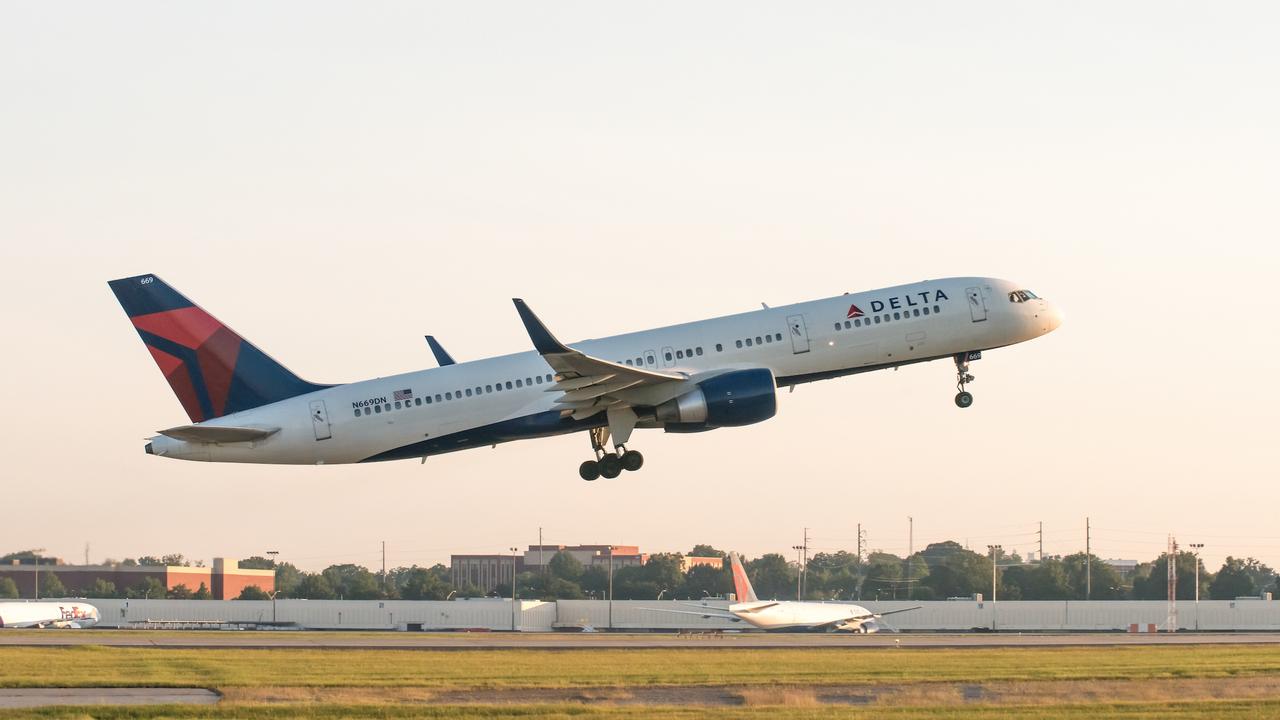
[1,645,1279,689]
[5,701,1280,719]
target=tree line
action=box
[2,544,1277,601]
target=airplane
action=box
[644,552,918,633]
[0,601,100,629]
[108,274,1061,479]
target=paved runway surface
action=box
[3,630,1280,649]
[0,688,219,708]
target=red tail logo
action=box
[847,304,864,318]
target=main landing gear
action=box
[579,426,644,481]
[954,352,978,408]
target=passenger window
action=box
[353,410,360,418]
[745,338,753,347]
[685,348,693,356]
[635,357,643,365]
[625,359,633,366]
[913,309,920,317]
[755,336,762,345]
[645,356,654,365]
[384,404,391,412]
[392,401,399,409]
[834,322,841,331]
[874,316,881,324]
[364,407,371,415]
[516,379,523,388]
[374,405,382,414]
[923,307,930,316]
[676,350,684,359]
[665,351,673,361]
[547,374,553,382]
[893,312,900,320]
[764,335,772,343]
[506,381,513,390]
[535,376,542,384]
[446,392,453,400]
[776,333,782,342]
[414,397,422,406]
[736,340,743,348]
[716,343,723,352]
[933,305,940,313]
[465,389,472,397]
[486,385,493,393]
[695,347,703,356]
[435,394,442,402]
[426,396,433,404]
[845,321,851,329]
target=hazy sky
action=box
[2,2,1278,572]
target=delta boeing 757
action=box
[109,275,1061,480]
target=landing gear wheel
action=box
[579,461,601,481]
[955,391,974,408]
[599,454,623,479]
[621,450,644,472]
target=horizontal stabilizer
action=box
[158,425,279,444]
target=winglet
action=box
[513,299,572,355]
[424,335,456,366]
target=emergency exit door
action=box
[310,400,332,441]
[966,286,988,322]
[786,315,810,354]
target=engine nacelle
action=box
[658,368,777,433]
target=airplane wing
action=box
[157,425,279,443]
[513,299,685,421]
[424,335,456,366]
[637,607,741,621]
[873,606,923,617]
[728,602,780,614]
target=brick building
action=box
[0,557,274,600]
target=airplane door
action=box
[310,400,332,441]
[966,286,988,322]
[786,315,810,354]
[660,346,676,368]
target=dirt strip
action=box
[0,688,220,708]
[221,676,1280,707]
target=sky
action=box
[2,2,1278,572]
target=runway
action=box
[0,688,219,709]
[3,630,1280,649]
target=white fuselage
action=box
[146,277,1060,464]
[727,600,881,632]
[0,602,100,628]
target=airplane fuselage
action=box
[144,277,1061,464]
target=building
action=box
[1103,559,1139,579]
[0,557,274,600]
[453,545,650,593]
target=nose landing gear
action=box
[578,426,645,481]
[954,352,977,408]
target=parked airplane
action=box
[0,601,99,628]
[108,274,1061,479]
[645,552,917,633]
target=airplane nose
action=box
[1042,303,1063,333]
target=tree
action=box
[548,551,584,582]
[1132,552,1204,600]
[136,556,163,567]
[322,564,382,599]
[237,586,270,600]
[294,573,337,600]
[679,563,732,599]
[917,543,988,599]
[239,556,276,570]
[275,563,303,597]
[168,584,193,599]
[39,572,66,598]
[1211,557,1258,600]
[161,554,189,567]
[397,566,451,600]
[126,577,166,599]
[745,554,795,600]
[0,578,18,599]
[193,582,212,600]
[580,566,608,597]
[690,544,724,558]
[1060,554,1126,600]
[863,552,906,600]
[85,579,118,598]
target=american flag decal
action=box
[393,388,413,401]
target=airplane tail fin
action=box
[108,274,329,422]
[728,552,758,602]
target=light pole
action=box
[509,547,519,631]
[988,545,1002,632]
[607,546,615,631]
[31,548,46,600]
[265,550,280,624]
[1189,543,1204,631]
[792,545,804,600]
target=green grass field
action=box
[1,644,1279,718]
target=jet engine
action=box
[657,368,777,433]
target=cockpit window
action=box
[1008,290,1040,303]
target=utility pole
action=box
[856,523,864,563]
[1189,543,1204,631]
[988,544,1002,632]
[85,543,90,566]
[907,516,914,600]
[509,547,519,631]
[1037,521,1043,562]
[381,541,387,596]
[802,528,810,599]
[32,548,45,600]
[1167,535,1178,632]
[539,527,544,576]
[607,545,614,631]
[1085,517,1091,600]
[266,550,280,624]
[792,545,804,600]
